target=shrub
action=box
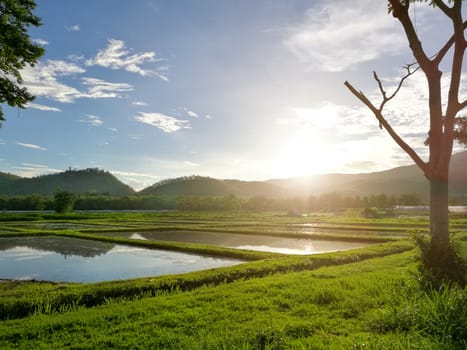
[413,233,466,289]
[54,190,76,213]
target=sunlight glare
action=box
[275,129,332,178]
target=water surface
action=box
[0,236,243,283]
[126,231,369,255]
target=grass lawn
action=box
[0,212,466,349]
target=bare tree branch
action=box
[432,19,466,66]
[459,99,467,111]
[344,80,427,173]
[444,0,465,124]
[372,65,419,115]
[432,0,453,18]
[388,0,432,70]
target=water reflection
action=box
[126,231,369,255]
[0,236,114,258]
[0,236,243,283]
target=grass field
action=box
[0,211,466,349]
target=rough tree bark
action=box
[344,0,466,255]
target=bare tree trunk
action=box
[429,178,450,252]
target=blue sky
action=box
[1,0,465,190]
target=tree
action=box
[0,0,44,122]
[54,190,76,213]
[344,0,466,283]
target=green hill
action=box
[139,175,284,197]
[0,172,20,187]
[1,151,465,199]
[140,151,466,200]
[0,168,134,196]
[269,151,467,200]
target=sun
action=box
[275,130,332,178]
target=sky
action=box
[1,0,465,190]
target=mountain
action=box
[140,152,466,200]
[0,168,134,196]
[449,150,467,193]
[139,175,285,197]
[1,151,465,199]
[0,172,20,187]
[269,151,467,200]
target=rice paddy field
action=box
[0,211,466,349]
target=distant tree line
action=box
[1,191,464,213]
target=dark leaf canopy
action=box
[0,0,44,121]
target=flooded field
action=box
[0,236,243,283]
[123,230,369,255]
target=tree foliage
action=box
[0,0,44,121]
[54,190,76,213]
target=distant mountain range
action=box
[0,168,134,196]
[0,152,465,199]
[270,152,466,200]
[139,175,284,197]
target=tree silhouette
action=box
[0,0,44,122]
[344,0,466,284]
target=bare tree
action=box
[344,1,466,261]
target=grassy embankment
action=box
[0,211,466,349]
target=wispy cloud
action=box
[283,69,467,171]
[12,163,61,178]
[65,24,80,32]
[26,103,61,112]
[132,101,148,107]
[86,39,164,78]
[21,60,86,103]
[111,169,160,191]
[21,60,134,102]
[32,38,49,46]
[285,0,404,72]
[15,142,47,151]
[81,77,134,98]
[185,108,199,118]
[79,114,103,126]
[134,112,191,133]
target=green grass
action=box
[0,211,466,349]
[0,250,465,349]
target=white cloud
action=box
[111,169,161,191]
[79,115,103,126]
[12,163,61,178]
[205,114,213,119]
[132,101,148,107]
[185,108,199,118]
[81,77,134,98]
[285,0,405,72]
[86,39,162,78]
[21,60,134,102]
[294,70,467,171]
[26,103,61,112]
[65,24,80,32]
[67,54,85,62]
[15,142,47,151]
[21,60,85,103]
[32,38,49,46]
[134,112,191,133]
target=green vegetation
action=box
[53,190,76,213]
[1,190,465,213]
[0,211,466,349]
[0,151,466,202]
[0,168,134,196]
[0,0,45,122]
